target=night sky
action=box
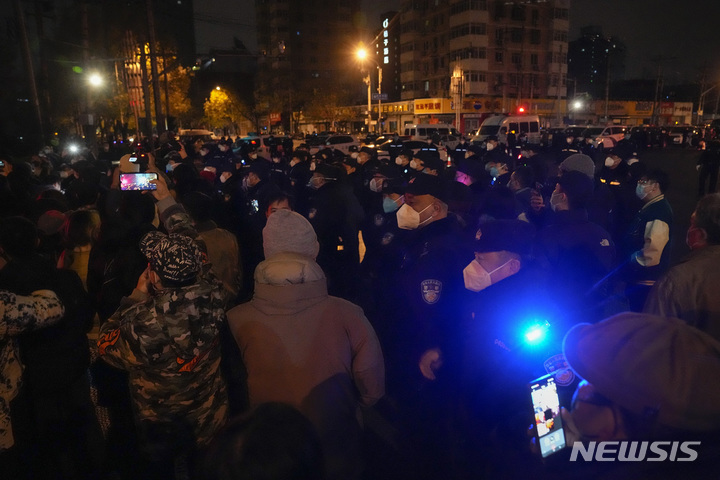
[362,0,720,85]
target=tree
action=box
[203,88,243,134]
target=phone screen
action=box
[120,173,158,191]
[530,374,566,458]
[129,156,138,163]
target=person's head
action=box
[395,150,412,167]
[566,134,575,145]
[687,193,720,250]
[341,155,358,175]
[263,209,319,260]
[603,154,622,169]
[265,192,293,218]
[202,402,324,480]
[382,182,405,213]
[552,170,594,211]
[248,160,271,188]
[485,136,499,151]
[139,231,204,289]
[290,150,310,167]
[563,313,720,441]
[399,174,448,230]
[464,219,535,292]
[508,165,534,192]
[415,150,444,176]
[636,168,668,202]
[358,146,375,165]
[63,209,101,248]
[559,153,595,179]
[309,163,340,190]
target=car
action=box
[437,134,461,150]
[362,135,392,148]
[581,125,628,149]
[667,126,698,146]
[177,128,216,144]
[308,134,359,155]
[565,125,588,139]
[376,139,448,163]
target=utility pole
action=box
[14,0,44,144]
[146,0,164,132]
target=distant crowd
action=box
[2,127,720,480]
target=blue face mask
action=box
[383,196,402,213]
[490,167,499,178]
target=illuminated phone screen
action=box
[120,173,158,191]
[530,374,567,458]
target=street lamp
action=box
[356,46,383,134]
[88,72,104,88]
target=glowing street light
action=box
[216,86,221,91]
[356,45,383,134]
[88,72,103,87]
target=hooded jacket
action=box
[227,252,385,480]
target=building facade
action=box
[398,0,570,120]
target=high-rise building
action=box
[255,0,362,96]
[568,26,626,99]
[398,0,570,107]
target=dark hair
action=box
[266,191,294,211]
[512,165,535,189]
[202,403,324,480]
[694,193,720,244]
[63,209,101,248]
[558,170,594,210]
[643,168,669,193]
[182,191,215,223]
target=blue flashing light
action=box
[523,321,551,346]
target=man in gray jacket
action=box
[227,209,385,480]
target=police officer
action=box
[306,163,364,302]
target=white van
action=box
[403,123,459,140]
[471,115,541,144]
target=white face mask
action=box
[396,156,407,166]
[463,259,511,292]
[351,152,359,159]
[396,203,433,230]
[410,159,421,170]
[549,191,564,212]
[369,177,384,193]
[604,157,615,167]
[486,143,495,152]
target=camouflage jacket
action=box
[97,196,229,446]
[1,290,64,450]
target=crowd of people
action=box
[1,127,720,479]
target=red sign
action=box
[269,112,282,123]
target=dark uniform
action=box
[307,165,365,302]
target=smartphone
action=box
[0,160,4,167]
[120,172,158,191]
[529,373,567,458]
[129,155,138,163]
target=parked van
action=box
[403,123,459,140]
[470,115,541,144]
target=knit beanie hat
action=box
[563,312,720,432]
[559,153,595,179]
[139,231,203,283]
[263,209,319,260]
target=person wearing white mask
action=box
[620,168,673,311]
[382,173,470,475]
[460,219,574,476]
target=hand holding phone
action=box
[120,172,158,191]
[529,373,567,458]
